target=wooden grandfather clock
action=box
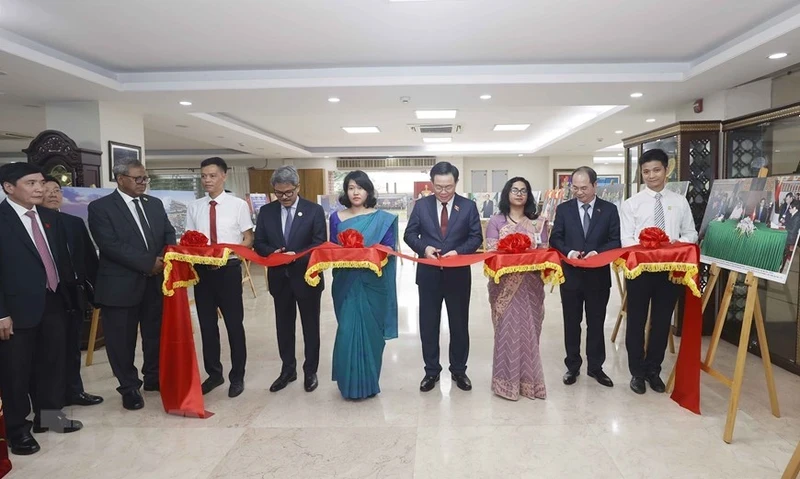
[23,130,102,187]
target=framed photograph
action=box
[597,174,621,186]
[553,169,573,190]
[108,141,142,182]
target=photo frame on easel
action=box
[108,141,142,182]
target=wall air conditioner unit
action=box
[408,124,462,135]
[337,157,437,169]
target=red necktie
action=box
[440,202,449,237]
[25,210,59,291]
[209,200,218,244]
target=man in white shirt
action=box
[619,148,698,395]
[185,157,254,398]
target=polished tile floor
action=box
[7,262,800,478]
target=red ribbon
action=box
[0,399,10,478]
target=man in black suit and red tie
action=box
[41,177,104,407]
[404,162,483,392]
[550,166,621,388]
[0,163,83,456]
[254,166,327,394]
[88,159,176,411]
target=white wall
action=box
[772,73,800,108]
[45,101,102,152]
[676,79,773,122]
[99,104,145,187]
[462,156,548,192]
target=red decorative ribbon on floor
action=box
[0,398,10,478]
[160,240,702,418]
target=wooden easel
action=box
[241,260,257,298]
[782,440,800,478]
[666,169,780,444]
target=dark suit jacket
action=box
[0,200,77,328]
[481,200,494,218]
[403,194,483,286]
[253,197,327,298]
[549,197,621,291]
[755,205,771,224]
[88,191,176,308]
[60,211,99,311]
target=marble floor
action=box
[6,262,800,478]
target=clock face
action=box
[48,164,74,186]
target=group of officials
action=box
[0,147,696,457]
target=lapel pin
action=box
[454,205,460,212]
[298,211,303,217]
[142,197,148,202]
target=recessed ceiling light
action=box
[179,101,192,106]
[415,110,457,120]
[618,153,623,156]
[615,130,624,134]
[769,53,788,60]
[342,126,381,134]
[175,124,188,128]
[630,92,644,98]
[480,94,492,100]
[775,149,782,153]
[328,97,341,103]
[423,137,452,143]
[493,124,530,131]
[324,156,330,158]
[518,154,524,157]
[604,162,609,165]
[646,118,656,123]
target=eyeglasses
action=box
[274,187,297,198]
[433,185,455,193]
[510,188,528,196]
[571,185,592,193]
[121,174,151,185]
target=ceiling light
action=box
[604,162,609,165]
[630,92,644,98]
[775,150,781,153]
[324,156,330,158]
[328,97,341,103]
[493,124,530,131]
[179,101,192,106]
[518,154,524,157]
[415,110,457,120]
[769,53,788,60]
[615,130,624,134]
[618,153,623,156]
[342,126,380,134]
[480,94,492,100]
[646,118,656,123]
[423,137,452,143]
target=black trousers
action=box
[101,276,162,394]
[194,261,247,383]
[271,277,321,376]
[561,287,611,374]
[65,308,86,399]
[0,291,66,440]
[625,272,680,377]
[418,265,471,376]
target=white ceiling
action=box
[0,0,799,160]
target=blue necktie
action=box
[284,206,293,243]
[582,203,591,237]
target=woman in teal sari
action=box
[329,170,398,399]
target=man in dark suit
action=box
[754,197,771,224]
[0,163,83,456]
[550,166,621,388]
[481,194,494,218]
[254,166,326,393]
[404,162,483,392]
[42,177,103,407]
[88,159,176,411]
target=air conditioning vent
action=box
[408,124,462,135]
[0,131,34,141]
[337,157,437,169]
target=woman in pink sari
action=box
[485,177,548,400]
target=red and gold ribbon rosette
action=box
[483,233,564,285]
[304,230,389,286]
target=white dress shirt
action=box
[7,199,58,277]
[620,186,698,247]
[117,189,151,248]
[436,198,455,228]
[281,196,300,236]
[186,191,253,245]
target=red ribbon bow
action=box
[180,230,209,247]
[639,227,670,249]
[337,229,365,248]
[497,233,532,254]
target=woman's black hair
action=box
[498,177,538,220]
[339,170,378,208]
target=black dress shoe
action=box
[587,370,614,388]
[452,373,472,391]
[563,370,580,385]
[304,374,319,392]
[143,382,160,392]
[123,389,145,410]
[10,434,40,456]
[33,414,83,434]
[269,372,297,393]
[228,381,245,398]
[419,374,440,392]
[630,376,646,395]
[645,374,666,393]
[201,376,225,395]
[67,391,104,406]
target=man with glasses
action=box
[550,166,620,389]
[88,160,176,410]
[254,166,326,393]
[404,162,483,392]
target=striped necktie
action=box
[654,192,666,230]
